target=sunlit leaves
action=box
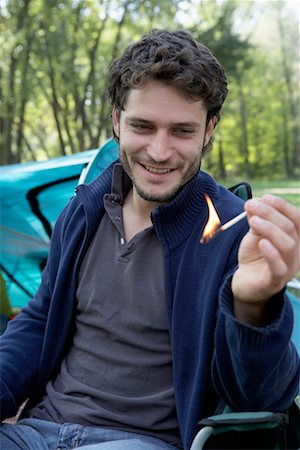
[0,0,299,180]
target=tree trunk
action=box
[16,32,33,162]
[77,1,110,150]
[95,0,131,147]
[1,50,16,164]
[277,8,300,173]
[43,35,66,155]
[0,0,31,165]
[217,128,226,179]
[62,102,76,154]
[280,99,293,177]
[237,79,251,178]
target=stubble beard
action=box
[120,150,202,204]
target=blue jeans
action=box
[0,418,181,450]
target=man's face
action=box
[112,80,215,208]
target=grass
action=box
[250,180,300,209]
[219,178,300,208]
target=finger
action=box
[248,215,299,273]
[258,238,289,282]
[245,198,298,241]
[259,195,300,235]
[257,196,300,268]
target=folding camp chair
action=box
[190,399,300,450]
[190,410,288,449]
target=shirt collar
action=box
[108,163,132,203]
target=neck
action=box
[122,188,157,242]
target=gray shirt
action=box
[31,165,181,445]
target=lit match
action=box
[213,210,247,237]
[201,210,247,244]
[218,210,247,232]
[200,193,248,244]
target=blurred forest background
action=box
[0,0,299,181]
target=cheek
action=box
[120,133,146,155]
[178,145,202,165]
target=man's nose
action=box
[147,131,172,162]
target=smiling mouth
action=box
[143,164,172,174]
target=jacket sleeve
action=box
[0,270,52,420]
[212,274,300,412]
[0,199,71,420]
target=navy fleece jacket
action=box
[0,162,299,449]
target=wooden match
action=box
[218,210,247,232]
[202,210,248,243]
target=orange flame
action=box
[200,193,221,244]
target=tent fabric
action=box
[0,138,118,309]
[1,138,299,360]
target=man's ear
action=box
[204,116,216,147]
[112,108,120,138]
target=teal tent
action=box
[0,138,118,310]
[1,138,299,359]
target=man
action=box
[0,29,299,450]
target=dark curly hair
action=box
[108,29,228,152]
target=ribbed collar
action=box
[76,161,220,248]
[151,170,220,248]
[104,163,132,203]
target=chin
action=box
[135,184,180,204]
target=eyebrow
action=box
[125,116,201,128]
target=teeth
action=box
[145,166,171,174]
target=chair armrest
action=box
[190,411,288,450]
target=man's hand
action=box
[231,195,300,325]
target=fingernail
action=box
[262,194,275,202]
[248,199,260,211]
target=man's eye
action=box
[174,128,194,136]
[131,123,152,131]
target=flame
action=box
[200,193,221,244]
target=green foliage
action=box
[1,0,299,183]
[219,178,300,210]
